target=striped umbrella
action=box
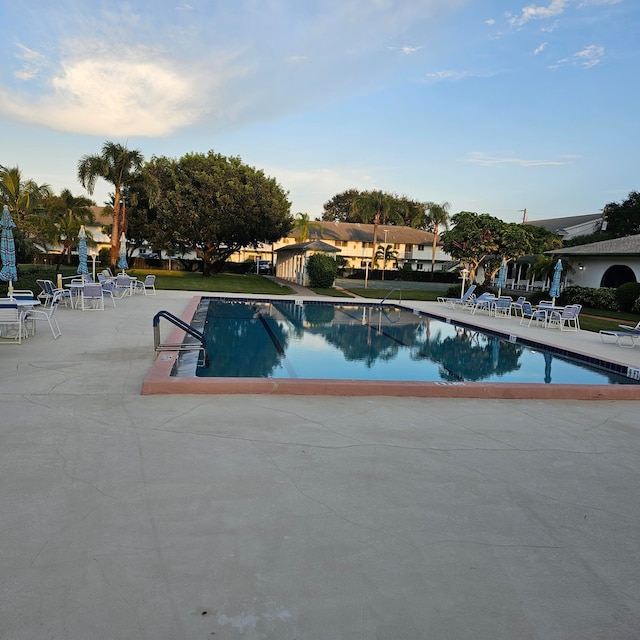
[0,205,18,294]
[117,231,129,273]
[495,258,507,297]
[549,258,563,305]
[76,225,90,279]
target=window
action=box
[335,240,347,247]
[417,244,425,251]
[417,263,424,270]
[405,244,413,251]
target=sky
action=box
[1,0,638,225]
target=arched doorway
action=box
[600,265,637,288]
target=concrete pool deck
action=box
[1,289,639,639]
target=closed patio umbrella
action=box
[495,258,507,297]
[549,258,563,305]
[77,225,90,280]
[0,204,18,295]
[117,232,128,273]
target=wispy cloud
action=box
[14,43,47,81]
[574,44,605,67]
[401,45,423,55]
[424,69,482,82]
[509,0,567,27]
[464,152,568,167]
[579,0,621,5]
[549,44,605,69]
[533,42,548,55]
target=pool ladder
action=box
[153,310,208,367]
[379,288,402,306]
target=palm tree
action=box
[293,212,322,241]
[77,141,144,268]
[352,191,401,287]
[426,201,451,274]
[0,165,52,222]
[374,244,399,279]
[46,189,95,264]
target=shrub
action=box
[307,253,338,288]
[560,286,620,311]
[615,282,640,312]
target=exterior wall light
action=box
[578,263,584,270]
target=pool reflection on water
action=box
[195,300,636,386]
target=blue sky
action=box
[1,0,637,224]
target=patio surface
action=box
[1,289,639,639]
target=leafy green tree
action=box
[322,189,362,222]
[520,224,563,252]
[425,201,450,273]
[440,212,502,282]
[602,190,640,237]
[322,188,425,227]
[77,141,144,269]
[148,151,292,276]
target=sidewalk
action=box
[1,289,639,639]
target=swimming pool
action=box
[142,297,640,398]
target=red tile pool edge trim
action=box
[141,296,640,400]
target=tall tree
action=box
[323,189,425,226]
[351,190,395,287]
[322,189,362,222]
[77,141,144,268]
[147,151,292,276]
[602,190,640,237]
[440,212,502,282]
[425,201,450,273]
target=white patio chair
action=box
[519,301,547,327]
[470,293,496,315]
[437,284,476,309]
[24,291,62,339]
[511,296,527,316]
[100,280,117,308]
[135,275,156,296]
[0,301,26,344]
[548,304,581,331]
[79,283,105,311]
[114,275,133,298]
[494,296,513,318]
[36,279,52,306]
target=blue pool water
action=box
[195,299,638,385]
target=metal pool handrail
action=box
[153,310,208,366]
[379,288,402,306]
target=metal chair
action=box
[136,275,156,296]
[24,291,62,339]
[79,283,105,311]
[0,301,26,344]
[519,301,547,327]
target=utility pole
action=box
[519,208,527,224]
